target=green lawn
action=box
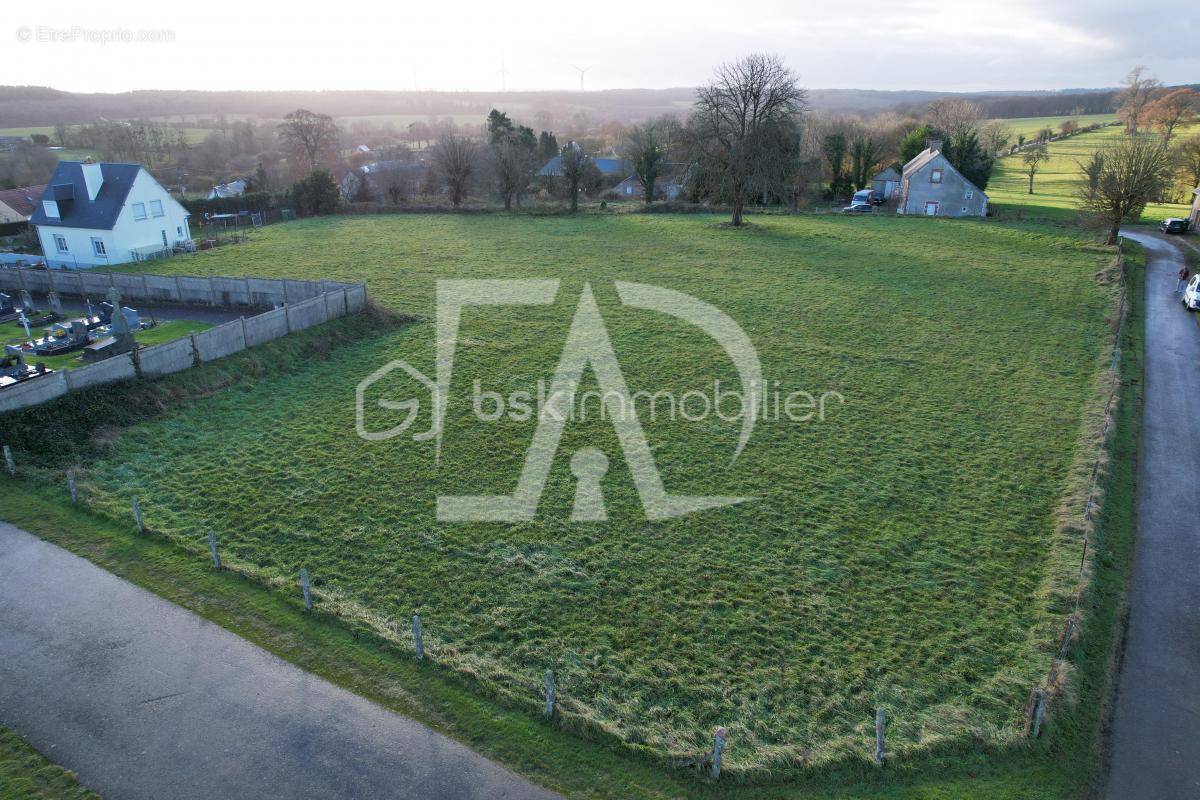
[988,122,1197,223]
[1,214,1133,793]
[2,320,213,372]
[0,726,98,800]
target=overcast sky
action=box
[7,0,1196,94]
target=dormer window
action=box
[150,199,164,218]
[132,202,147,220]
[965,189,973,199]
[930,169,943,184]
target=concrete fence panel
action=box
[80,272,113,297]
[0,371,68,413]
[175,276,214,305]
[21,270,54,294]
[111,273,145,299]
[246,278,286,307]
[242,307,289,347]
[65,354,137,391]
[194,319,247,362]
[346,284,367,313]
[286,296,328,332]
[143,274,181,303]
[210,277,252,307]
[324,290,348,320]
[284,279,321,303]
[138,337,195,377]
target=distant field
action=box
[987,113,1117,142]
[987,122,1197,222]
[12,213,1117,777]
[0,125,213,145]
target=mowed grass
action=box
[56,213,1121,776]
[988,122,1197,222]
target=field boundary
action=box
[1028,239,1129,733]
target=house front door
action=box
[924,201,939,216]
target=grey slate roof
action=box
[28,162,142,231]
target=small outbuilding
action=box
[870,166,901,200]
[896,144,988,218]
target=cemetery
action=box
[0,266,368,413]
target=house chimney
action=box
[925,137,944,153]
[81,157,103,201]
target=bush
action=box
[288,170,340,217]
[183,192,278,218]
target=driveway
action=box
[1106,231,1200,799]
[0,522,559,800]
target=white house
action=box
[30,160,192,269]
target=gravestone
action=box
[18,289,33,312]
[47,291,63,315]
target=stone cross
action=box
[710,727,727,779]
[3,446,14,477]
[544,670,555,718]
[300,568,312,611]
[209,531,221,569]
[412,614,424,660]
[18,312,29,338]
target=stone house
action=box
[870,166,901,200]
[896,145,988,217]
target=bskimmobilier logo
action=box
[358,280,840,522]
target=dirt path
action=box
[1106,231,1200,799]
[0,522,559,800]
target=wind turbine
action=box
[494,58,513,92]
[570,64,592,92]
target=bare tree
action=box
[691,53,807,225]
[1023,144,1050,194]
[277,109,340,172]
[375,162,415,205]
[925,99,983,142]
[558,143,597,212]
[432,133,479,207]
[490,138,537,210]
[980,121,1012,155]
[621,122,666,203]
[1116,66,1162,135]
[1145,88,1198,143]
[1079,135,1172,244]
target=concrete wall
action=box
[0,266,359,311]
[0,370,68,414]
[138,336,196,377]
[64,354,136,390]
[193,319,246,362]
[243,307,289,348]
[0,268,370,415]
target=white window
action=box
[92,238,106,256]
[965,189,973,199]
[150,199,164,217]
[132,202,147,220]
[930,169,943,184]
[54,234,68,252]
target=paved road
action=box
[1107,232,1200,799]
[0,523,558,800]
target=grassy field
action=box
[0,213,1123,779]
[2,320,213,372]
[986,114,1117,142]
[0,726,98,800]
[988,122,1197,223]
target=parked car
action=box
[1183,275,1200,311]
[842,203,874,213]
[851,188,885,206]
[1160,218,1191,234]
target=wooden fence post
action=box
[710,726,727,779]
[874,708,886,767]
[131,496,143,534]
[3,445,13,477]
[1030,689,1047,738]
[300,567,312,611]
[412,614,424,661]
[544,670,555,718]
[208,531,221,569]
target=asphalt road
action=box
[0,522,559,800]
[1106,231,1200,799]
